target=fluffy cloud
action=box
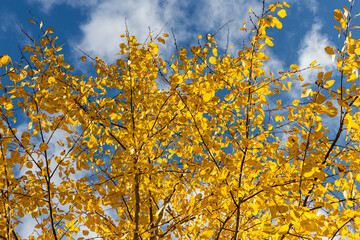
[295,22,335,88]
[26,0,265,62]
[295,22,340,134]
[76,0,263,62]
[298,23,334,70]
[77,0,165,62]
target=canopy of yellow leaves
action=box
[0,1,360,240]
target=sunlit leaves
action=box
[292,99,300,106]
[209,56,217,64]
[324,80,335,88]
[0,55,10,65]
[290,64,299,71]
[48,76,56,84]
[46,27,54,34]
[3,101,13,110]
[308,60,317,69]
[1,1,360,240]
[269,4,276,12]
[334,9,343,21]
[265,37,274,47]
[277,9,287,18]
[301,88,312,98]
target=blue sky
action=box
[1,0,355,71]
[1,0,360,239]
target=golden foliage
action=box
[1,1,360,239]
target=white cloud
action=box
[196,0,263,55]
[77,0,165,62]
[27,0,264,62]
[76,0,263,62]
[264,51,285,76]
[294,22,340,137]
[295,22,335,88]
[163,0,262,43]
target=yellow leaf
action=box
[315,93,326,104]
[324,80,335,88]
[317,72,324,80]
[46,27,54,34]
[290,64,298,71]
[198,35,202,39]
[163,33,169,37]
[19,69,27,80]
[273,87,280,94]
[26,161,33,169]
[21,132,31,146]
[212,48,218,57]
[275,114,283,122]
[287,81,292,91]
[0,55,11,65]
[203,92,212,102]
[324,71,333,80]
[301,83,311,87]
[334,9,342,21]
[277,205,288,213]
[11,151,20,161]
[278,224,289,233]
[40,143,49,152]
[277,9,287,18]
[265,38,274,47]
[209,56,217,64]
[29,18,35,24]
[337,163,347,172]
[81,56,86,62]
[310,60,317,68]
[324,46,335,55]
[347,73,357,82]
[263,225,276,234]
[157,37,165,44]
[272,17,283,29]
[276,99,282,107]
[202,229,214,237]
[48,77,56,84]
[303,167,316,178]
[301,89,311,98]
[292,99,300,106]
[350,83,357,93]
[239,21,247,31]
[269,4,276,12]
